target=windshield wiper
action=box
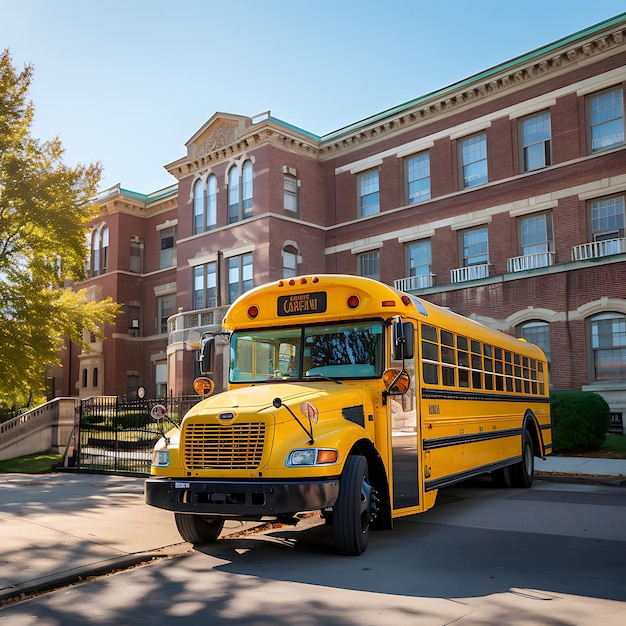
[304,374,343,384]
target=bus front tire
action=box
[333,454,372,556]
[174,513,225,545]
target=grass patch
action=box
[599,434,626,459]
[561,434,626,459]
[0,452,62,474]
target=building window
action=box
[129,236,143,273]
[193,262,217,309]
[206,175,217,230]
[518,320,551,370]
[591,195,625,242]
[357,250,380,281]
[462,227,489,267]
[588,87,624,153]
[242,161,253,213]
[228,253,253,304]
[283,245,298,278]
[192,176,217,234]
[284,174,298,212]
[460,133,487,188]
[155,362,167,398]
[228,162,253,223]
[193,179,203,234]
[406,152,430,204]
[589,312,626,381]
[90,223,109,276]
[159,227,176,269]
[358,170,380,217]
[82,368,87,388]
[520,212,553,256]
[405,240,432,288]
[127,304,140,337]
[158,293,176,335]
[521,112,551,171]
[92,367,99,388]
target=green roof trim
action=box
[117,184,178,203]
[321,12,626,142]
[268,115,321,141]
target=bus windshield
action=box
[230,320,384,382]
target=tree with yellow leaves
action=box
[0,49,119,408]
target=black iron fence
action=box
[77,395,200,474]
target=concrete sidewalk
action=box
[1,457,625,603]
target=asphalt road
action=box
[1,476,625,625]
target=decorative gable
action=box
[186,113,251,160]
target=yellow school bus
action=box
[145,275,551,555]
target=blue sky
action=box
[1,1,625,193]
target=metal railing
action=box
[450,263,490,283]
[393,273,435,291]
[571,238,626,261]
[507,251,554,273]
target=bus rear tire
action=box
[333,455,371,556]
[509,432,534,488]
[175,513,225,544]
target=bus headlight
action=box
[151,449,170,467]
[286,448,339,467]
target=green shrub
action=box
[550,390,611,453]
[115,410,152,429]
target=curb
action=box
[0,543,191,606]
[535,472,626,487]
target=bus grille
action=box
[184,422,266,470]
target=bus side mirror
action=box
[393,321,415,360]
[199,337,214,374]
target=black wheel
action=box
[333,455,372,556]
[174,513,225,544]
[509,432,534,488]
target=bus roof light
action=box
[382,300,396,307]
[401,295,411,306]
[247,305,259,319]
[347,295,360,309]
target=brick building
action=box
[57,13,626,428]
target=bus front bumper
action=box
[145,477,340,518]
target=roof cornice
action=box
[319,15,626,157]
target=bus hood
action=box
[184,382,371,424]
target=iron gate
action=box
[77,395,200,474]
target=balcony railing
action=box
[507,251,554,273]
[571,238,626,261]
[168,305,230,346]
[450,263,490,283]
[393,274,435,291]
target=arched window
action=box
[193,179,204,234]
[92,367,99,388]
[82,368,87,388]
[242,161,253,216]
[228,161,253,223]
[283,245,299,278]
[206,175,217,230]
[228,166,239,224]
[517,320,551,363]
[517,320,551,383]
[588,312,626,381]
[91,223,109,276]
